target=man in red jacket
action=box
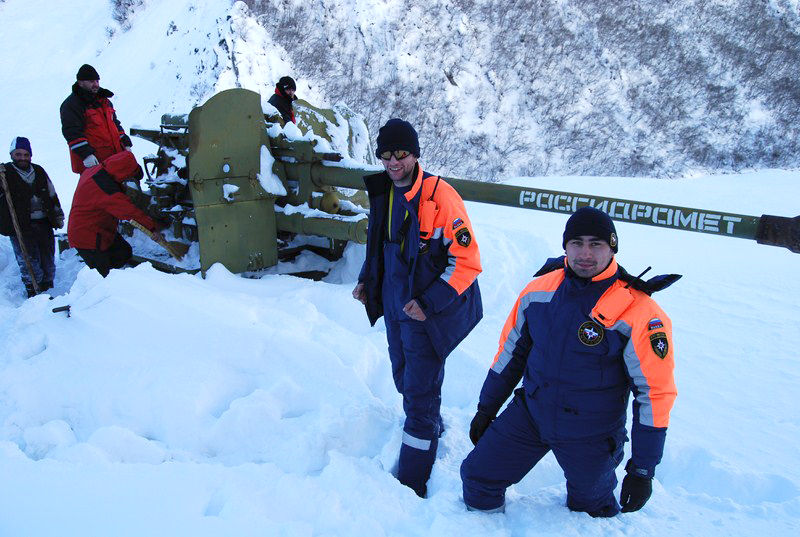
[60,64,133,174]
[68,151,162,277]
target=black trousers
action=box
[76,233,132,277]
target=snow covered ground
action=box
[1,171,798,536]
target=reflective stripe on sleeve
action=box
[623,337,656,427]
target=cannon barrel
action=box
[306,162,798,252]
[129,88,798,277]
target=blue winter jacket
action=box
[359,165,483,358]
[478,256,679,476]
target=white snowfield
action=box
[1,172,798,537]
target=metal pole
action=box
[0,164,40,295]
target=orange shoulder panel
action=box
[491,270,565,367]
[427,178,482,294]
[620,290,677,428]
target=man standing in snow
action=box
[353,119,482,498]
[1,137,65,297]
[267,76,298,125]
[68,151,163,277]
[461,207,678,516]
[60,64,133,174]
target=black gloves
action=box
[619,472,653,512]
[469,410,494,446]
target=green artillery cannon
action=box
[128,88,799,276]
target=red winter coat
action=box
[68,152,159,251]
[60,83,130,174]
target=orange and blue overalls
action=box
[359,164,482,496]
[461,256,677,514]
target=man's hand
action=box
[619,473,653,512]
[54,217,64,229]
[469,410,494,445]
[352,282,367,305]
[82,154,99,168]
[403,299,426,321]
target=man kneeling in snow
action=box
[461,207,679,516]
[68,151,163,277]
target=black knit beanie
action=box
[277,76,296,91]
[562,206,618,252]
[375,119,420,158]
[77,64,100,81]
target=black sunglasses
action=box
[379,149,412,161]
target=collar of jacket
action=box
[71,82,114,102]
[364,163,427,203]
[401,164,425,203]
[274,87,297,101]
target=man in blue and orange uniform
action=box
[461,207,679,516]
[60,64,133,174]
[353,119,482,498]
[68,151,163,277]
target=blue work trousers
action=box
[385,318,445,497]
[9,219,56,288]
[461,390,624,515]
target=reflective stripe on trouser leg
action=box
[387,319,445,496]
[402,432,431,450]
[461,391,550,511]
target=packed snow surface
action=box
[1,171,799,536]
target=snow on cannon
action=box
[129,88,373,276]
[128,88,799,276]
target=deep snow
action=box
[0,0,799,535]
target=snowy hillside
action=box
[3,0,798,188]
[1,1,799,535]
[250,0,800,178]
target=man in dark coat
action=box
[353,119,483,498]
[1,137,65,297]
[60,64,133,174]
[68,151,162,277]
[267,76,297,125]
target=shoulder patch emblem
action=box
[647,318,664,331]
[649,332,669,359]
[452,217,464,229]
[578,320,604,346]
[454,227,472,247]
